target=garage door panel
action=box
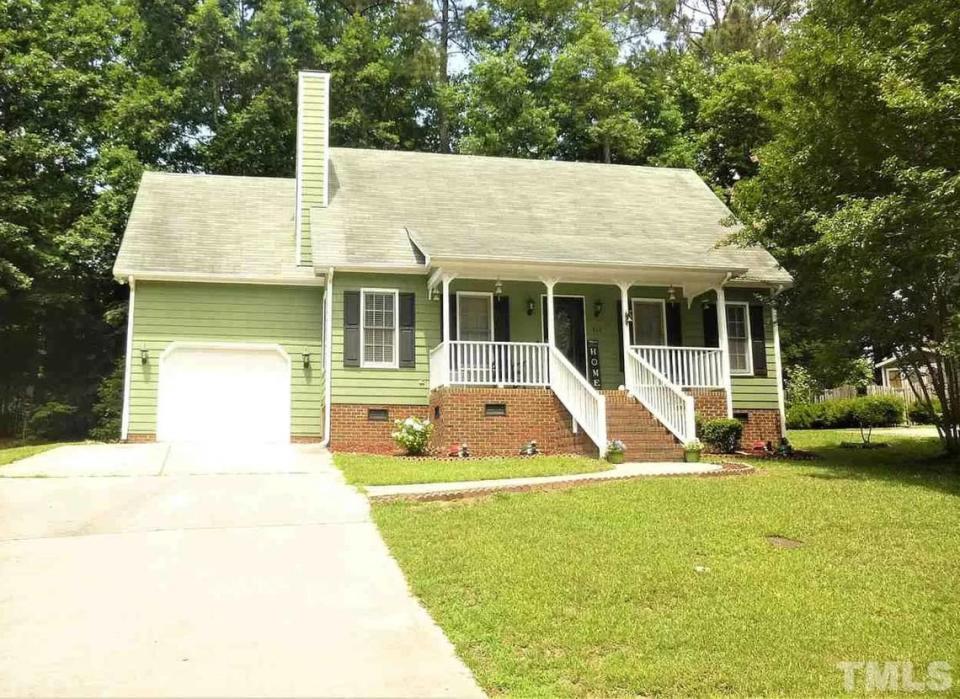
[157,346,290,443]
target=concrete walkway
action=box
[366,461,727,501]
[0,444,483,698]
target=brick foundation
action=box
[737,409,783,446]
[329,403,430,454]
[126,433,156,443]
[429,387,597,457]
[688,388,728,422]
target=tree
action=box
[733,0,960,456]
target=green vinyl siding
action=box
[298,73,328,267]
[128,281,324,436]
[726,288,780,410]
[331,273,440,405]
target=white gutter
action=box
[120,276,136,441]
[320,267,334,446]
[113,271,325,286]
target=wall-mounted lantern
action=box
[140,348,149,365]
[668,287,677,301]
[625,309,634,324]
[593,299,604,317]
[302,352,311,369]
[526,297,535,316]
[494,279,503,298]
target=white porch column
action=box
[715,286,734,418]
[543,279,557,347]
[441,275,452,385]
[771,292,787,437]
[618,282,631,378]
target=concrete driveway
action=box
[0,444,483,698]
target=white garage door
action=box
[157,344,290,443]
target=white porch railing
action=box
[431,341,551,388]
[549,346,607,454]
[631,345,724,388]
[625,348,696,444]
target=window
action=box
[726,303,752,374]
[361,290,398,368]
[631,299,666,346]
[457,293,493,341]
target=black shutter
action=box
[749,305,768,377]
[666,302,682,346]
[493,296,510,341]
[399,292,416,368]
[616,300,631,371]
[703,304,719,348]
[343,291,361,367]
[448,293,458,340]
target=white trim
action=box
[116,271,325,286]
[455,291,494,342]
[725,301,753,376]
[294,73,305,265]
[120,276,135,441]
[629,297,667,346]
[771,298,787,438]
[156,341,292,443]
[715,285,734,418]
[360,288,400,369]
[539,293,589,374]
[321,268,334,446]
[323,74,331,208]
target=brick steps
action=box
[603,390,684,462]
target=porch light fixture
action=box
[593,299,604,317]
[526,297,535,315]
[139,348,149,365]
[302,352,311,369]
[494,279,503,298]
[625,309,634,324]
[668,287,677,301]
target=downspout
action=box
[120,276,136,441]
[319,267,334,446]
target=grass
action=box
[335,453,609,486]
[0,442,69,466]
[373,429,960,696]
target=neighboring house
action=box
[877,353,939,396]
[113,72,792,460]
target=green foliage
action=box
[700,417,743,453]
[787,396,904,431]
[89,359,125,442]
[908,399,942,425]
[26,402,81,441]
[391,416,434,456]
[784,364,821,407]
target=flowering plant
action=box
[391,416,433,455]
[606,439,627,455]
[684,439,704,452]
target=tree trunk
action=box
[438,0,450,153]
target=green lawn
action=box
[335,453,609,486]
[0,442,69,466]
[373,430,960,696]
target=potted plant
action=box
[684,439,704,463]
[606,440,626,464]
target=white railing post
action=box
[624,348,697,444]
[715,286,734,418]
[618,282,632,381]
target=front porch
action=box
[426,273,747,454]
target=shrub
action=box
[786,402,829,429]
[89,360,124,442]
[700,418,743,453]
[908,398,942,425]
[785,364,822,406]
[26,401,79,441]
[851,395,904,443]
[391,416,433,455]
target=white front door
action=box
[157,345,290,443]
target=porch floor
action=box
[365,461,752,501]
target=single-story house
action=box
[113,71,792,460]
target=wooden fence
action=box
[815,384,921,406]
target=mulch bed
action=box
[733,449,820,461]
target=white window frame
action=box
[360,288,399,369]
[456,291,494,341]
[630,297,667,346]
[725,301,753,376]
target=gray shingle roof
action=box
[311,148,791,285]
[114,172,314,282]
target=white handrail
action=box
[549,346,607,454]
[429,342,448,390]
[446,341,550,387]
[631,345,724,388]
[625,348,696,444]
